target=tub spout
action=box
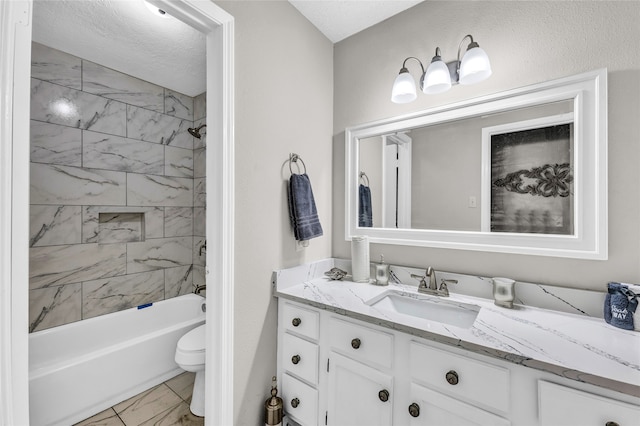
[195,285,206,295]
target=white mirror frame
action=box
[345,69,607,259]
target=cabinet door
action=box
[406,383,510,426]
[327,352,393,426]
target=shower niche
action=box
[98,212,145,243]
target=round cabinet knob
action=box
[291,398,300,408]
[378,389,390,402]
[291,317,301,327]
[605,422,620,426]
[351,338,361,349]
[291,354,301,365]
[408,403,420,418]
[445,370,459,385]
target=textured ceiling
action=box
[31,1,423,96]
[32,0,207,97]
[289,0,424,43]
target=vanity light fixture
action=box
[391,34,492,103]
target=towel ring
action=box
[360,172,370,187]
[289,153,307,175]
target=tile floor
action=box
[74,372,204,426]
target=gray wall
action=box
[29,43,206,332]
[333,0,640,291]
[215,1,334,424]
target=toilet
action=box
[175,324,206,417]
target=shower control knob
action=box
[292,317,301,327]
[291,398,300,408]
[445,370,459,385]
[291,355,301,365]
[351,338,361,349]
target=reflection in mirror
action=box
[359,132,412,228]
[345,69,607,259]
[482,109,574,235]
[359,100,574,233]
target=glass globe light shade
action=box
[391,70,417,104]
[459,46,492,85]
[423,59,452,94]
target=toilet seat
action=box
[175,324,205,366]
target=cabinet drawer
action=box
[283,373,318,426]
[282,332,319,385]
[328,316,393,369]
[539,381,640,426]
[410,341,510,413]
[409,382,510,426]
[281,302,319,341]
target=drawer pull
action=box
[292,317,301,327]
[351,338,361,349]
[291,354,301,365]
[291,398,300,408]
[408,403,420,418]
[605,423,619,426]
[445,370,459,385]
[378,389,390,402]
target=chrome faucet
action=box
[195,284,206,295]
[411,267,458,297]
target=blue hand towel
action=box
[287,173,323,241]
[359,184,373,227]
[604,282,638,330]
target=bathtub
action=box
[29,293,206,426]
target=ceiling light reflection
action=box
[50,98,79,121]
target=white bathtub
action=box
[29,293,206,426]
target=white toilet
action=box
[175,324,206,417]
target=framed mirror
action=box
[345,69,607,259]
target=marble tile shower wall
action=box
[193,93,207,290]
[28,43,207,332]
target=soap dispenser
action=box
[375,255,390,286]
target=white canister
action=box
[351,236,370,283]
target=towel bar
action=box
[288,153,307,175]
[360,171,370,187]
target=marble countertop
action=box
[273,259,640,398]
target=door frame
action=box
[0,1,235,424]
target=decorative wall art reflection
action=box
[485,115,574,235]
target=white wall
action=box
[333,0,640,291]
[214,1,333,424]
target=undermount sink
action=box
[366,290,480,328]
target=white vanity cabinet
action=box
[277,299,640,426]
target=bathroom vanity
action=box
[274,259,640,426]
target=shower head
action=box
[188,124,207,139]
